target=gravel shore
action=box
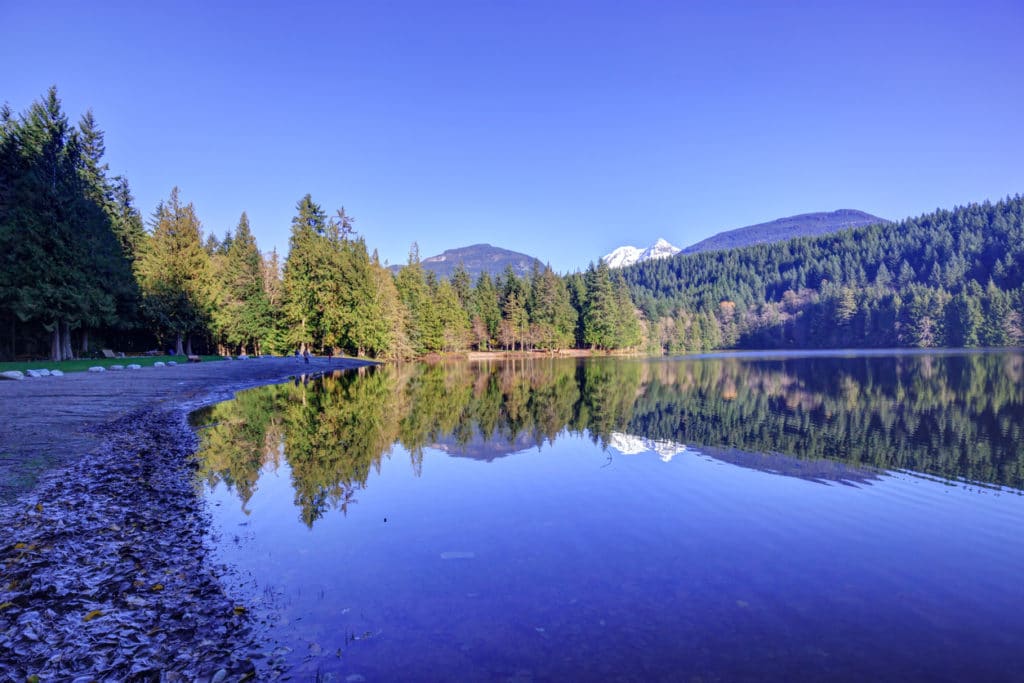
[0,356,373,680]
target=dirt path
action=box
[0,356,373,502]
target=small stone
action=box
[25,369,42,378]
[211,669,227,683]
[109,364,125,371]
[0,370,25,380]
[32,368,51,376]
[167,361,177,366]
[88,366,106,373]
[50,369,64,377]
[153,362,165,368]
[127,364,142,370]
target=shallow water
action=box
[192,353,1024,681]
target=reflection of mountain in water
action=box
[608,432,882,485]
[192,353,1024,525]
[696,446,883,487]
[430,427,540,462]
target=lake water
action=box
[190,352,1024,682]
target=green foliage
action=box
[582,261,638,350]
[624,196,1024,351]
[395,244,442,354]
[209,212,273,354]
[0,88,142,360]
[281,194,329,351]
[135,188,211,354]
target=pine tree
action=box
[530,265,577,350]
[395,243,441,354]
[434,279,470,351]
[0,87,134,360]
[583,261,618,349]
[217,212,271,354]
[471,272,501,350]
[135,188,211,355]
[282,194,328,352]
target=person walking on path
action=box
[303,348,310,364]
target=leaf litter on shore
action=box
[0,408,283,680]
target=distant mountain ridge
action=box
[603,238,682,269]
[681,209,887,255]
[388,243,544,279]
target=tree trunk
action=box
[186,336,193,356]
[61,322,73,360]
[80,328,89,358]
[175,334,184,356]
[50,325,61,361]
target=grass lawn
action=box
[0,355,226,375]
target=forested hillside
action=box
[624,197,1024,352]
[680,209,886,255]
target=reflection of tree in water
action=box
[193,353,1024,525]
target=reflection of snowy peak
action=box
[609,432,688,462]
[602,238,681,269]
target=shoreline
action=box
[0,355,373,679]
[0,356,373,502]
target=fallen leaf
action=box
[83,609,104,622]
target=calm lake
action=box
[190,352,1024,682]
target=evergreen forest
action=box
[2,89,1022,361]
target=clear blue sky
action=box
[3,0,1022,273]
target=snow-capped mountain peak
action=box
[602,238,681,269]
[640,238,681,262]
[602,245,643,269]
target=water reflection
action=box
[192,352,1024,525]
